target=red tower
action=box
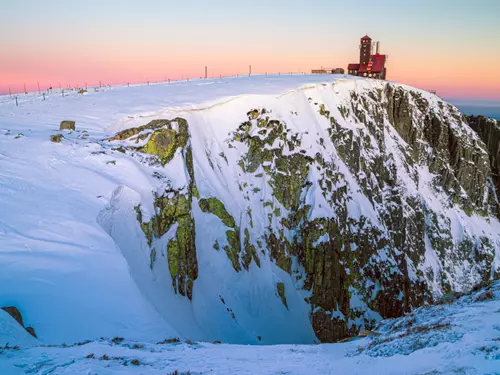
[348,34,387,80]
[359,35,371,65]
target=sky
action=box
[1,0,499,101]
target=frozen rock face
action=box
[467,115,500,218]
[101,80,500,343]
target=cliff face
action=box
[99,79,500,344]
[467,115,500,218]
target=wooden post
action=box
[62,89,64,97]
[168,78,170,84]
[37,82,41,93]
[205,66,207,79]
[8,87,12,98]
[249,65,251,76]
[43,93,45,100]
[24,83,27,95]
[15,96,18,106]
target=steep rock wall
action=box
[100,80,500,344]
[467,115,500,218]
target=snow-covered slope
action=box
[1,75,499,348]
[2,281,499,375]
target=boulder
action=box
[50,134,64,143]
[60,120,76,131]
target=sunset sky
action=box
[1,0,499,100]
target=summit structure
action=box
[348,35,387,79]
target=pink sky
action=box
[1,0,499,101]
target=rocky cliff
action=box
[99,79,500,344]
[467,115,500,219]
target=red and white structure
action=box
[347,35,387,80]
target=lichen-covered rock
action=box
[50,134,63,143]
[59,120,75,131]
[199,198,236,228]
[277,282,288,309]
[126,119,199,300]
[104,81,500,344]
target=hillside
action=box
[1,75,499,350]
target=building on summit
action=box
[347,35,387,79]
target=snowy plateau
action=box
[0,75,499,374]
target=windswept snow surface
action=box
[1,282,499,375]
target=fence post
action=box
[9,87,12,98]
[15,96,18,106]
[43,93,45,101]
[62,89,64,97]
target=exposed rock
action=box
[2,306,24,326]
[106,82,500,344]
[59,120,76,131]
[131,119,199,300]
[25,327,37,338]
[475,290,494,302]
[467,115,500,218]
[50,134,63,143]
[277,282,288,310]
[1,306,37,338]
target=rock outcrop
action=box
[1,306,37,338]
[467,115,500,218]
[102,80,500,343]
[59,120,76,131]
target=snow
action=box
[1,281,499,375]
[1,74,499,373]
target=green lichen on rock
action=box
[127,118,200,300]
[50,134,64,143]
[247,208,254,228]
[137,191,198,299]
[59,120,75,131]
[167,214,197,299]
[266,231,292,273]
[224,228,242,271]
[277,282,288,310]
[150,248,157,269]
[244,228,260,269]
[141,128,179,166]
[198,197,260,271]
[198,197,236,228]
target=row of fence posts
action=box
[6,71,308,106]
